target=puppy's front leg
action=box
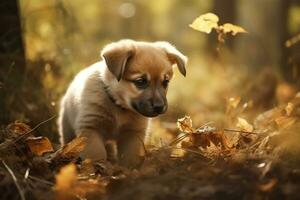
[79,130,107,161]
[117,128,146,168]
[76,106,116,161]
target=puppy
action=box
[58,40,187,167]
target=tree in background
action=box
[0,0,25,124]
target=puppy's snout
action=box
[151,99,166,114]
[153,103,164,114]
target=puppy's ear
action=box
[101,41,135,81]
[155,42,188,76]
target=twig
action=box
[28,175,54,186]
[169,133,189,146]
[0,115,56,151]
[14,115,56,143]
[1,160,26,200]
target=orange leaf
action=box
[26,136,54,156]
[59,136,87,158]
[55,163,77,191]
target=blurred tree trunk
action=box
[0,0,25,124]
[234,0,289,72]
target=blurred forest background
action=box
[1,0,300,142]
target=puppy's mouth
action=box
[131,102,167,118]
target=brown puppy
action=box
[58,40,187,167]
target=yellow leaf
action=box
[177,116,194,133]
[55,163,106,199]
[220,23,247,35]
[189,13,219,34]
[55,163,77,191]
[26,136,54,156]
[236,117,253,132]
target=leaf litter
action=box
[1,93,300,199]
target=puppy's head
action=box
[101,40,187,117]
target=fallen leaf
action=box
[207,131,230,149]
[189,13,219,34]
[177,116,194,133]
[59,136,87,158]
[26,136,54,156]
[219,23,247,35]
[7,122,31,136]
[55,163,106,199]
[55,163,77,191]
[236,117,253,132]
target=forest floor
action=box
[1,93,300,200]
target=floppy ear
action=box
[155,42,188,76]
[101,41,135,81]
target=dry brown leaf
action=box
[236,117,253,132]
[26,136,54,156]
[219,23,247,35]
[190,130,230,150]
[60,136,87,158]
[177,116,194,133]
[189,13,219,34]
[7,122,31,136]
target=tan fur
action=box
[58,40,187,168]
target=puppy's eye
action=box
[162,79,170,88]
[133,77,148,89]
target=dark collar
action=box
[100,79,126,110]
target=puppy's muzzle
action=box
[152,100,166,115]
[132,98,167,117]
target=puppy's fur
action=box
[58,40,187,167]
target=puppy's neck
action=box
[100,79,126,110]
[100,65,130,110]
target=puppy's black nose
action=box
[153,103,165,114]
